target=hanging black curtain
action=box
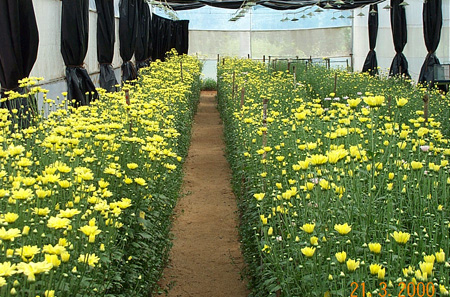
[152,14,172,61]
[95,0,118,92]
[147,15,153,63]
[0,0,39,123]
[418,0,442,85]
[161,0,383,11]
[151,15,188,59]
[164,18,174,60]
[181,20,190,55]
[261,1,316,10]
[61,0,98,106]
[198,0,243,9]
[135,0,151,71]
[389,0,409,77]
[174,20,189,55]
[119,0,139,82]
[0,0,39,94]
[169,21,177,52]
[151,14,160,61]
[362,4,378,75]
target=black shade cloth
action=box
[389,0,409,77]
[198,0,245,9]
[119,0,139,82]
[151,14,161,61]
[362,4,378,75]
[152,14,160,61]
[317,0,384,10]
[174,20,189,55]
[418,0,442,85]
[95,0,118,91]
[169,20,177,52]
[0,0,39,128]
[260,0,315,10]
[164,18,174,59]
[136,0,151,70]
[160,0,384,11]
[168,2,205,10]
[0,0,39,93]
[61,0,98,106]
[152,14,171,61]
[147,14,153,63]
[152,14,189,61]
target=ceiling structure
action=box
[151,0,387,11]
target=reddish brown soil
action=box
[159,91,249,297]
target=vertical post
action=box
[293,66,297,86]
[350,53,354,72]
[268,55,271,64]
[287,62,291,73]
[248,53,250,59]
[232,71,236,99]
[387,95,392,115]
[262,97,268,159]
[263,55,265,63]
[125,88,130,105]
[180,61,184,82]
[125,89,132,133]
[423,93,429,125]
[222,58,225,65]
[263,98,268,126]
[217,54,220,63]
[333,72,337,95]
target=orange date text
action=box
[350,281,436,297]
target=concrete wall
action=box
[353,1,450,81]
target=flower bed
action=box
[218,58,450,297]
[0,53,200,296]
[283,61,450,138]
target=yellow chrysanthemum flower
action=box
[334,223,351,235]
[301,246,316,258]
[391,231,410,244]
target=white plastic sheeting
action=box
[23,0,450,91]
[189,27,352,59]
[30,0,122,82]
[28,0,122,102]
[353,1,450,80]
[159,5,353,63]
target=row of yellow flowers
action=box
[0,52,201,296]
[218,58,449,297]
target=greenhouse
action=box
[0,0,450,296]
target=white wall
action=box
[30,0,122,82]
[353,0,450,81]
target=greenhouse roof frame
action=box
[155,0,386,11]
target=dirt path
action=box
[159,91,249,297]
